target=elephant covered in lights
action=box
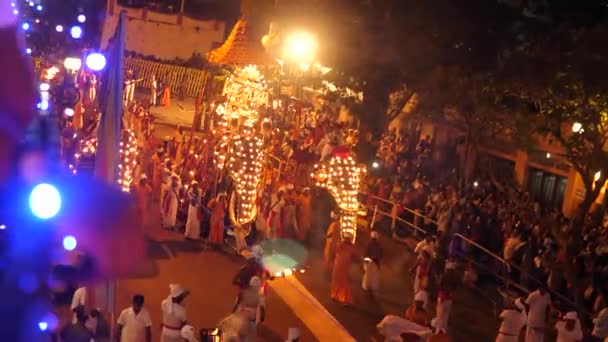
[311,153,366,243]
[214,129,265,245]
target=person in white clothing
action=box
[161,175,180,229]
[525,287,551,342]
[117,294,152,342]
[593,304,608,340]
[184,181,201,239]
[88,74,97,103]
[161,284,189,342]
[362,256,380,295]
[496,298,527,342]
[431,289,452,334]
[71,286,88,311]
[150,74,158,106]
[555,311,583,342]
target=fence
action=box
[124,57,209,98]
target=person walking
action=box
[160,284,189,342]
[324,211,340,272]
[131,175,152,227]
[555,312,583,342]
[208,193,227,245]
[525,287,551,342]
[116,294,152,342]
[184,181,202,240]
[330,240,360,305]
[150,74,158,106]
[495,299,527,342]
[161,175,180,229]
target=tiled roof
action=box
[207,19,271,66]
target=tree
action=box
[498,23,608,222]
[308,0,522,135]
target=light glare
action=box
[70,25,83,39]
[64,108,75,117]
[85,53,106,71]
[29,183,62,219]
[55,25,63,32]
[62,235,77,251]
[38,322,48,331]
[77,14,86,23]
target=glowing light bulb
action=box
[62,235,77,251]
[29,183,62,219]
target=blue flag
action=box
[94,11,126,184]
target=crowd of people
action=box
[56,62,608,341]
[368,128,608,341]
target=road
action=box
[114,213,316,341]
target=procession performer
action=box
[131,175,152,227]
[555,311,583,342]
[525,287,551,342]
[266,187,286,239]
[324,211,340,271]
[237,276,265,342]
[411,250,430,296]
[330,240,360,305]
[161,175,180,229]
[208,193,227,245]
[296,187,312,241]
[495,298,527,342]
[88,74,97,103]
[184,181,201,240]
[150,74,158,106]
[283,184,299,238]
[431,288,453,334]
[160,284,189,342]
[152,153,164,199]
[161,79,171,107]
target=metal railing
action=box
[264,152,590,318]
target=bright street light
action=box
[63,57,82,72]
[572,122,582,133]
[284,31,318,63]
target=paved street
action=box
[114,215,316,342]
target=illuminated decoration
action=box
[74,130,139,192]
[225,127,265,227]
[217,65,269,127]
[63,57,82,72]
[214,122,265,234]
[311,154,366,242]
[342,128,360,148]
